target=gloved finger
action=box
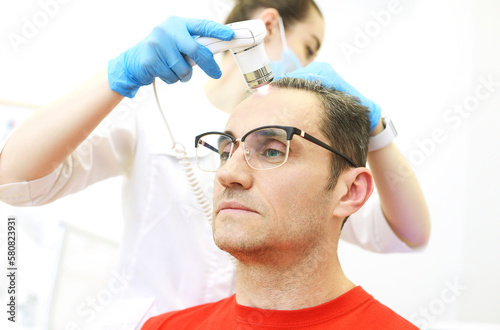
[185,18,235,41]
[180,70,193,83]
[161,35,195,82]
[178,38,222,79]
[138,36,180,84]
[182,19,231,78]
[155,17,230,80]
[144,25,191,83]
[159,75,180,85]
[168,56,194,82]
[150,59,180,85]
[156,66,181,85]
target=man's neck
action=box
[234,245,355,310]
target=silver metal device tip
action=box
[243,63,274,89]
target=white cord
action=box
[153,79,176,150]
[152,79,213,222]
[152,78,238,266]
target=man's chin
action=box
[214,232,269,260]
[213,213,268,252]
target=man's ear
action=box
[258,8,280,41]
[332,168,374,219]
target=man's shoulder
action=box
[142,295,234,329]
[346,286,418,329]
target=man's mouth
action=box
[216,201,258,215]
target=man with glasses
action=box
[143,63,418,329]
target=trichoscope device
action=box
[153,19,274,223]
[184,19,274,89]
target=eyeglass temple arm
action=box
[196,138,219,154]
[301,131,359,168]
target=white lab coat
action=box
[0,77,412,328]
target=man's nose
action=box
[215,142,253,189]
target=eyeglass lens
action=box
[196,128,290,171]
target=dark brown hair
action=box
[270,77,371,190]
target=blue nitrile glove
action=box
[278,62,382,132]
[108,16,235,98]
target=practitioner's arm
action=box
[0,17,234,185]
[367,119,430,247]
[0,70,122,184]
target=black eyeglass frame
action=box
[195,125,359,169]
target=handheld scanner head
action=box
[227,20,273,89]
[232,41,273,89]
[189,19,273,89]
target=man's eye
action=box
[220,151,230,161]
[264,149,285,158]
[218,142,232,160]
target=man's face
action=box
[212,87,343,262]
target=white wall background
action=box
[0,0,499,329]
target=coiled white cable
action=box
[152,79,238,268]
[152,79,213,222]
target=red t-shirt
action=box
[142,286,417,329]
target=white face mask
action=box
[269,16,303,77]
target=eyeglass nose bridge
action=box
[225,138,251,166]
[222,137,264,172]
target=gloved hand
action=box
[279,62,382,132]
[108,16,235,98]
